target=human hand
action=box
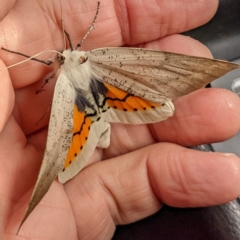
[1,0,240,239]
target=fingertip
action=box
[0,59,14,132]
[154,88,240,145]
[178,88,240,141]
[147,143,240,207]
[119,0,218,45]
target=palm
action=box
[1,0,240,239]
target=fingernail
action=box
[220,153,236,157]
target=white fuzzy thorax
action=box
[60,50,93,90]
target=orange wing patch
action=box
[63,104,92,171]
[103,83,161,111]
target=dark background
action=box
[113,1,240,239]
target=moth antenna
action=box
[59,0,67,50]
[2,47,53,66]
[61,19,66,50]
[76,2,100,49]
[1,49,63,69]
[36,74,55,94]
[64,30,73,51]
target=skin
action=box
[0,0,240,239]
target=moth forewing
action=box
[17,74,75,233]
[87,48,240,103]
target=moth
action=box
[3,1,239,234]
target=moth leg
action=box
[36,74,55,94]
[35,102,52,126]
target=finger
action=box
[65,149,161,239]
[152,88,240,146]
[0,60,14,132]
[147,143,240,207]
[0,0,57,89]
[0,116,44,219]
[105,88,240,159]
[65,142,240,239]
[0,0,16,21]
[117,0,218,44]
